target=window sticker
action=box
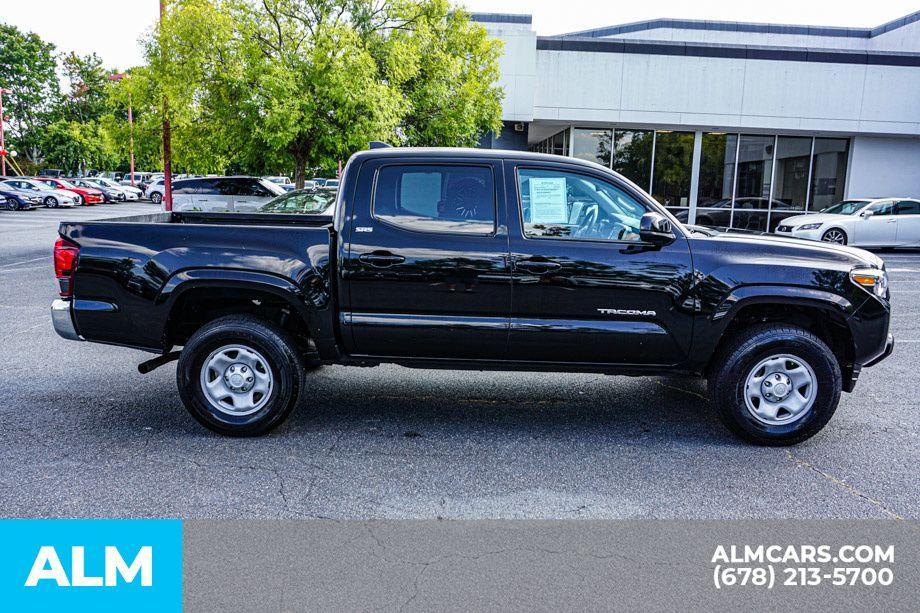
[529,177,567,225]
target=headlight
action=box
[30,196,43,203]
[798,223,823,230]
[850,268,889,299]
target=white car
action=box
[775,198,920,247]
[0,178,77,208]
[87,177,142,201]
[170,176,286,212]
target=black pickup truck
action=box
[51,148,893,445]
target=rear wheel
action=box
[821,228,847,245]
[177,315,304,436]
[709,324,841,445]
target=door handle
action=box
[515,258,561,273]
[359,252,405,267]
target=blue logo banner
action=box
[0,520,182,613]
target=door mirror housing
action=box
[860,209,874,219]
[639,212,676,244]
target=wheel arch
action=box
[705,287,858,390]
[158,269,320,359]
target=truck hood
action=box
[694,228,884,270]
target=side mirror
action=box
[860,209,874,219]
[639,212,676,245]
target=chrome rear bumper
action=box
[51,299,82,341]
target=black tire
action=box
[708,324,841,446]
[151,191,162,205]
[77,195,85,206]
[177,315,304,436]
[45,196,58,208]
[8,198,21,211]
[821,228,847,245]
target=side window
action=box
[211,179,238,196]
[517,168,649,241]
[895,200,920,215]
[172,180,204,195]
[373,165,495,235]
[869,200,895,216]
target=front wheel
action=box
[709,324,841,446]
[177,315,305,436]
[150,191,162,205]
[45,196,58,208]
[76,195,85,206]
[821,228,847,245]
[8,198,22,211]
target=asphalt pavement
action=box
[1,203,918,519]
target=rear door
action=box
[233,178,277,212]
[504,161,695,365]
[895,200,920,246]
[343,157,511,359]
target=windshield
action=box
[259,189,337,214]
[54,179,77,189]
[820,200,871,215]
[27,181,54,191]
[257,178,287,196]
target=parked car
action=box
[0,184,42,210]
[0,178,77,208]
[51,147,892,445]
[311,178,329,187]
[675,198,800,233]
[33,177,104,205]
[775,198,920,247]
[39,169,64,178]
[324,179,340,189]
[170,176,286,212]
[258,187,338,215]
[85,177,142,201]
[69,177,126,203]
[144,178,168,204]
[120,172,151,188]
[263,176,296,192]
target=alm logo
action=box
[25,545,153,587]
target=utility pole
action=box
[160,0,173,210]
[108,73,135,185]
[0,88,10,177]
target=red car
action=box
[34,177,104,205]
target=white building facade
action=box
[473,11,920,231]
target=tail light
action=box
[54,237,80,298]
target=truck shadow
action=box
[283,367,734,446]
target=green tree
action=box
[39,119,118,174]
[0,24,61,164]
[61,53,110,123]
[147,0,503,185]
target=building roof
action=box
[553,10,920,40]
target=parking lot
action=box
[1,203,918,519]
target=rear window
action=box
[372,165,494,235]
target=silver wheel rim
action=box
[199,344,273,416]
[822,230,845,244]
[743,354,817,426]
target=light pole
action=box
[0,88,11,177]
[160,0,173,211]
[108,73,136,186]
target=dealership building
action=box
[473,11,920,230]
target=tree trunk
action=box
[294,154,306,190]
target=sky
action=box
[1,0,918,70]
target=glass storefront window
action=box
[735,135,774,201]
[612,129,653,190]
[809,138,849,211]
[651,130,694,209]
[552,130,567,156]
[572,128,612,167]
[773,136,811,211]
[698,133,737,208]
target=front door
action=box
[504,162,695,365]
[856,200,898,246]
[343,158,511,360]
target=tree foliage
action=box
[147,0,504,185]
[0,23,61,162]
